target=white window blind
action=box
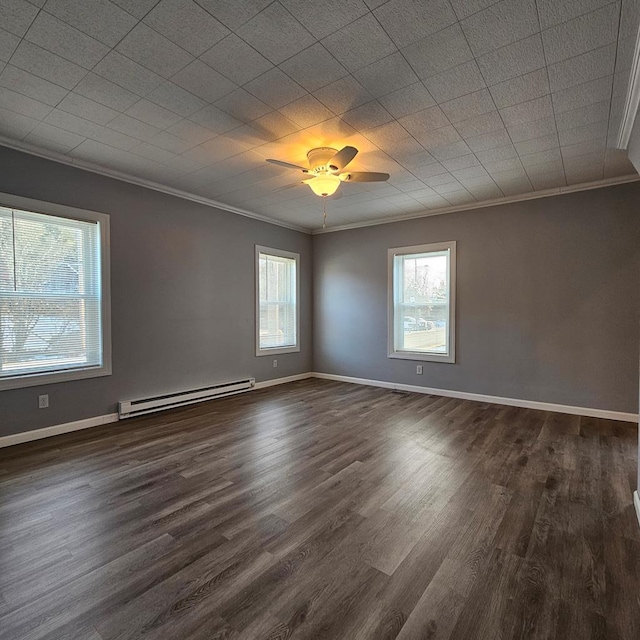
[256,246,299,354]
[389,242,456,363]
[0,206,104,381]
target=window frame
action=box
[255,244,300,357]
[0,192,112,391]
[388,241,456,364]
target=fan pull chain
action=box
[322,197,327,229]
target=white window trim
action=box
[255,245,300,357]
[0,192,112,391]
[388,241,456,364]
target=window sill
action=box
[388,351,455,364]
[256,346,300,357]
[0,364,112,391]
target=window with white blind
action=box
[0,194,111,390]
[388,241,456,363]
[256,245,300,356]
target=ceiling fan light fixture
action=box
[308,174,341,197]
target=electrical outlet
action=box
[273,359,278,368]
[38,394,49,409]
[416,365,423,375]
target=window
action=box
[389,241,456,363]
[0,194,111,390]
[256,245,300,356]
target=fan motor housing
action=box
[307,147,337,173]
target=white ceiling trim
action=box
[313,174,640,234]
[617,22,640,149]
[0,138,311,234]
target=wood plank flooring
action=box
[1,379,639,640]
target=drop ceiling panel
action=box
[0,0,636,231]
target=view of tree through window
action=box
[257,248,298,353]
[0,207,103,379]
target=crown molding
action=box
[0,138,311,234]
[312,174,640,234]
[617,21,640,149]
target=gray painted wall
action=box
[0,146,312,437]
[313,183,640,414]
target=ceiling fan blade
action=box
[266,158,309,172]
[341,171,390,182]
[328,146,358,171]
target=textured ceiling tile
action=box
[466,183,503,199]
[214,88,272,123]
[182,136,250,164]
[0,64,68,107]
[489,166,528,181]
[604,149,637,177]
[429,139,471,160]
[236,2,315,65]
[402,154,445,175]
[321,13,396,72]
[25,121,85,153]
[194,0,272,31]
[524,158,564,175]
[514,133,559,156]
[172,59,237,103]
[507,115,557,142]
[363,121,411,149]
[432,180,465,194]
[423,171,458,186]
[450,165,489,180]
[489,69,550,109]
[313,75,372,114]
[167,118,218,143]
[244,68,306,109]
[552,75,612,114]
[461,0,539,57]
[403,23,474,80]
[279,94,333,127]
[190,103,245,133]
[74,73,139,111]
[450,0,502,20]
[440,89,494,124]
[373,0,457,48]
[457,173,497,187]
[483,156,522,173]
[558,120,608,146]
[44,0,137,47]
[0,107,41,139]
[342,100,394,131]
[279,43,347,93]
[465,128,511,151]
[561,137,606,158]
[554,100,610,131]
[25,11,110,70]
[145,82,206,118]
[442,154,480,171]
[57,92,118,125]
[563,150,605,169]
[537,0,614,29]
[251,110,300,140]
[378,83,435,118]
[399,105,450,137]
[454,110,503,138]
[0,0,39,37]
[529,172,566,189]
[126,99,182,129]
[541,3,619,65]
[199,36,271,87]
[0,27,20,62]
[518,147,562,167]
[476,144,517,163]
[116,23,194,78]
[499,95,553,127]
[144,0,229,56]
[547,44,616,93]
[107,113,161,142]
[424,60,486,103]
[0,85,52,119]
[564,164,603,184]
[147,130,196,154]
[281,0,369,40]
[94,51,164,96]
[354,52,419,99]
[442,189,476,204]
[112,0,163,19]
[477,34,545,86]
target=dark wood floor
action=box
[1,379,639,640]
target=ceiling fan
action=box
[266,146,390,198]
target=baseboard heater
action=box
[118,378,256,419]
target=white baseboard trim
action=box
[0,413,119,449]
[311,372,639,423]
[254,372,314,389]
